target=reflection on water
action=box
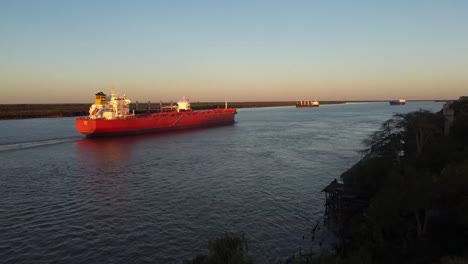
[77,138,137,164]
[76,128,213,164]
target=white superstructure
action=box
[88,89,134,120]
[176,97,192,112]
[297,100,320,106]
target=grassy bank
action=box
[0,101,346,120]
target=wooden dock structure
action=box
[322,179,368,226]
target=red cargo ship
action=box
[76,90,237,137]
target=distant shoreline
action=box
[0,100,446,120]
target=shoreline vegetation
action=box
[0,100,446,120]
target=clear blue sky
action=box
[1,0,467,103]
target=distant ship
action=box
[389,99,406,105]
[296,100,320,108]
[76,89,237,137]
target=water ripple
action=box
[0,137,80,152]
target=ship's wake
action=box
[0,137,80,152]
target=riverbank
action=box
[0,101,346,120]
[294,96,468,264]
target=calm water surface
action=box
[0,102,443,263]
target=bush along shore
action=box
[185,233,253,264]
[0,101,346,120]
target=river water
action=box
[0,102,443,264]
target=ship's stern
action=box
[75,118,96,136]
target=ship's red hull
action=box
[76,108,237,137]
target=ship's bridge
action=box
[177,97,191,112]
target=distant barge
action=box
[389,99,406,105]
[296,100,320,108]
